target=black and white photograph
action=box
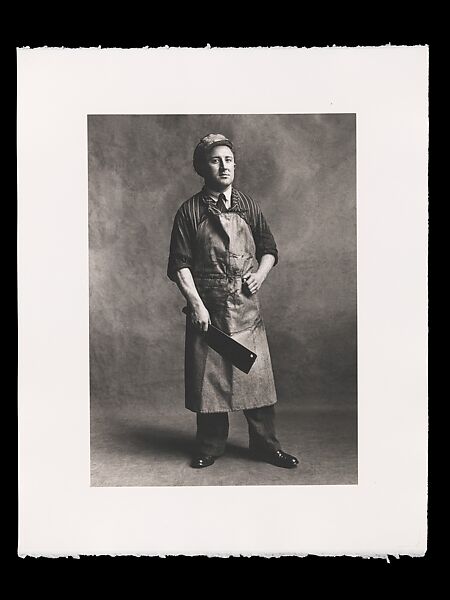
[89,114,357,487]
[18,47,428,557]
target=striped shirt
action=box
[167,187,278,281]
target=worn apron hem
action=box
[185,399,277,414]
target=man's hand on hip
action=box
[244,271,265,295]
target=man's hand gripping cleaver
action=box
[182,307,257,374]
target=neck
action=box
[204,184,232,198]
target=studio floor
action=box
[90,402,357,487]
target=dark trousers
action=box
[196,405,281,457]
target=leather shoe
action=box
[253,448,299,469]
[190,455,215,469]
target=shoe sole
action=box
[190,461,215,469]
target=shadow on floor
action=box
[107,419,251,462]
[91,407,358,486]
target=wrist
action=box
[256,269,267,282]
[189,297,204,311]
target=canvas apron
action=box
[185,203,278,413]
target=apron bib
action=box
[185,204,278,413]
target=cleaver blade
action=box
[182,306,257,374]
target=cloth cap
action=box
[193,133,234,176]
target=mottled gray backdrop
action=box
[88,114,356,416]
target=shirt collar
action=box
[203,185,232,202]
[201,186,244,213]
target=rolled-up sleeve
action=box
[167,206,194,281]
[237,191,279,266]
[254,209,279,266]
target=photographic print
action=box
[19,47,427,556]
[88,113,357,487]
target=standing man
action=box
[167,133,299,469]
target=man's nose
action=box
[219,160,229,171]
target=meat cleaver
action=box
[182,306,257,374]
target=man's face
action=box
[203,145,235,190]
